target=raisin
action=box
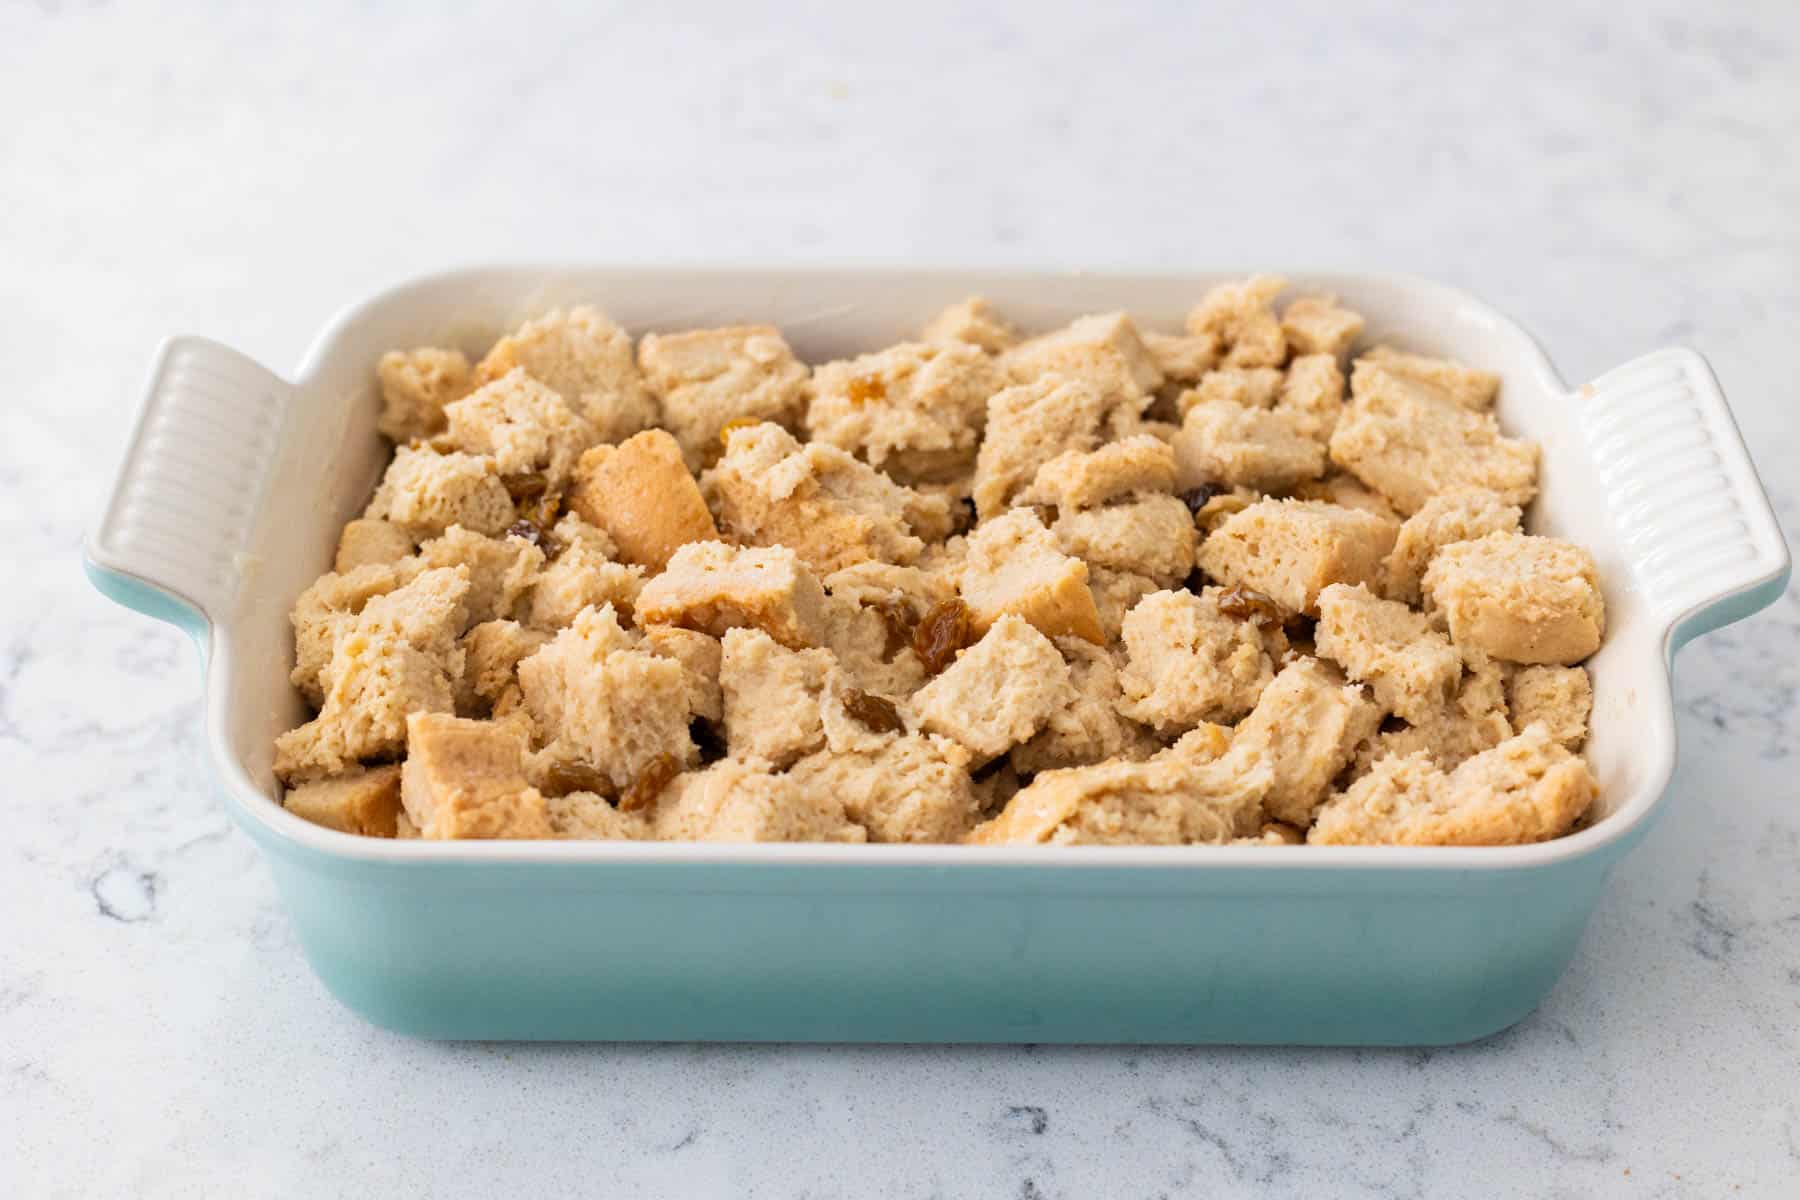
[505,519,561,559]
[526,491,563,528]
[690,719,728,763]
[718,416,761,447]
[912,597,974,674]
[619,752,682,813]
[1179,483,1220,516]
[845,373,887,405]
[871,597,916,658]
[502,472,550,503]
[1216,585,1287,629]
[541,761,613,798]
[843,689,904,734]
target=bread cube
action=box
[1289,471,1399,521]
[525,541,644,631]
[273,631,456,783]
[1279,295,1365,359]
[1329,366,1536,514]
[1424,532,1604,664]
[705,423,948,573]
[289,561,415,705]
[1087,566,1161,642]
[1274,353,1346,442]
[1383,488,1522,605]
[457,619,550,712]
[1353,654,1513,777]
[643,625,724,722]
[293,565,468,710]
[719,628,835,767]
[1172,397,1326,492]
[958,509,1105,644]
[1359,346,1499,410]
[283,765,404,837]
[920,296,1020,353]
[1116,588,1286,730]
[1196,499,1397,615]
[516,605,696,792]
[363,446,516,540]
[376,347,474,442]
[646,759,866,843]
[566,430,718,571]
[969,733,1268,846]
[1507,665,1593,749]
[637,324,809,467]
[334,519,414,572]
[1186,275,1288,368]
[400,712,552,839]
[416,525,544,626]
[441,368,596,488]
[972,374,1144,519]
[1229,658,1381,827]
[636,541,829,650]
[1142,330,1220,393]
[1052,494,1198,587]
[790,732,978,844]
[1310,725,1596,846]
[1016,436,1176,511]
[544,792,646,840]
[908,614,1076,760]
[1176,366,1284,415]
[475,306,657,444]
[805,341,1003,482]
[1003,311,1164,399]
[1315,583,1462,724]
[1010,637,1161,774]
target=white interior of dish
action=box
[203,267,1678,867]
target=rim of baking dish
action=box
[215,263,1678,873]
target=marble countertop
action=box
[5,1,1798,1195]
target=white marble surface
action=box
[4,1,1798,1195]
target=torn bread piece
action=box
[637,541,829,650]
[441,368,596,488]
[1329,364,1536,514]
[1172,397,1326,492]
[400,711,553,839]
[645,759,866,843]
[1052,494,1198,588]
[920,296,1020,354]
[566,430,718,571]
[789,731,978,844]
[1195,498,1397,616]
[475,307,657,444]
[1186,275,1288,368]
[1360,346,1499,410]
[283,765,405,837]
[706,422,950,572]
[1315,583,1462,724]
[1002,311,1165,400]
[1230,659,1381,828]
[718,627,835,767]
[363,446,516,540]
[972,374,1147,519]
[1383,488,1523,605]
[1116,587,1287,731]
[1423,532,1604,665]
[1506,665,1593,750]
[908,614,1076,760]
[637,324,809,467]
[377,347,475,443]
[1279,295,1364,359]
[805,340,1003,483]
[1310,724,1596,846]
[959,509,1105,644]
[1015,436,1176,511]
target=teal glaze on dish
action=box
[84,268,1791,1044]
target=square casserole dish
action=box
[85,267,1789,1045]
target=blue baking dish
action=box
[85,267,1789,1043]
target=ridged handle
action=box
[88,337,292,625]
[1577,347,1790,653]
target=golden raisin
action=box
[845,373,887,405]
[1216,585,1287,629]
[541,761,613,798]
[912,597,974,674]
[843,689,904,734]
[871,597,916,658]
[501,472,550,503]
[619,752,682,813]
[718,417,761,447]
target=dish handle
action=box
[1577,346,1790,656]
[84,337,294,646]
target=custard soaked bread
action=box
[277,282,1605,846]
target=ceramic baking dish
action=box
[85,267,1788,1044]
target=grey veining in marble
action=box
[4,1,1799,1196]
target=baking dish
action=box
[85,267,1788,1044]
